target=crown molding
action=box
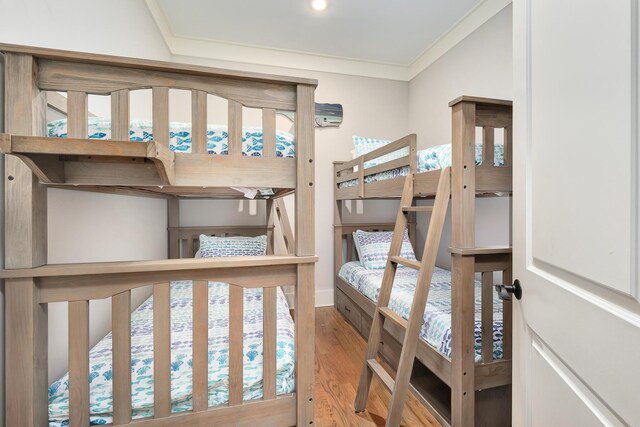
[145,0,511,82]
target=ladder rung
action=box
[367,359,395,392]
[401,206,433,212]
[390,256,421,270]
[378,307,408,330]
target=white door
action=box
[513,1,640,426]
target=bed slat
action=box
[68,300,90,427]
[346,233,354,261]
[482,127,494,167]
[192,280,209,412]
[263,287,277,400]
[228,100,243,156]
[262,108,276,157]
[229,284,244,405]
[186,236,195,258]
[192,90,207,154]
[67,91,88,139]
[481,271,494,363]
[504,125,513,167]
[275,199,295,254]
[111,89,130,141]
[502,267,513,359]
[152,87,170,149]
[112,290,132,424]
[153,282,172,418]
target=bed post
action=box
[295,84,316,425]
[266,199,275,254]
[4,53,49,427]
[333,161,344,309]
[450,99,477,427]
[168,197,180,258]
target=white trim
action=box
[284,289,334,308]
[314,289,334,307]
[145,0,511,82]
[408,0,513,80]
[169,36,409,81]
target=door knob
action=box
[495,279,522,301]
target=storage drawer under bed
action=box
[336,288,363,332]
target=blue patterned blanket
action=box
[339,142,505,188]
[47,118,296,158]
[338,262,503,361]
[48,282,295,426]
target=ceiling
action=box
[146,0,510,80]
[156,0,481,65]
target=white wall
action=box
[172,54,409,305]
[0,0,172,398]
[409,5,513,268]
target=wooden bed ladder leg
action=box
[354,168,451,427]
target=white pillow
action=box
[353,229,416,269]
[198,234,267,258]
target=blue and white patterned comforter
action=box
[48,282,295,426]
[338,262,503,361]
[47,118,296,157]
[339,142,505,188]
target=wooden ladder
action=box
[354,168,451,427]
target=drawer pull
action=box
[344,305,351,312]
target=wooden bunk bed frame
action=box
[333,97,513,427]
[0,44,317,427]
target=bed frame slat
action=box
[275,199,295,254]
[262,287,277,400]
[482,127,494,167]
[481,271,494,363]
[111,89,130,141]
[192,280,209,412]
[262,108,276,157]
[67,91,88,139]
[229,284,244,405]
[112,290,132,424]
[191,90,207,154]
[504,125,513,167]
[154,282,172,418]
[68,300,90,427]
[152,87,170,149]
[228,100,243,156]
[502,267,513,359]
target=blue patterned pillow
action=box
[353,230,416,270]
[198,235,267,258]
[353,136,410,168]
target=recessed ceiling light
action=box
[311,0,327,11]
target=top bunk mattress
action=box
[338,261,503,361]
[339,142,505,188]
[47,117,296,157]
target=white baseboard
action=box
[284,288,334,309]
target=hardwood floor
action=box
[314,307,441,427]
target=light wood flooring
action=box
[314,306,441,426]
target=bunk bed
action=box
[333,97,513,427]
[0,44,316,427]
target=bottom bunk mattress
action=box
[338,142,505,188]
[48,281,295,426]
[338,262,503,361]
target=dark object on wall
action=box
[278,103,343,128]
[314,103,343,127]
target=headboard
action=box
[170,225,275,258]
